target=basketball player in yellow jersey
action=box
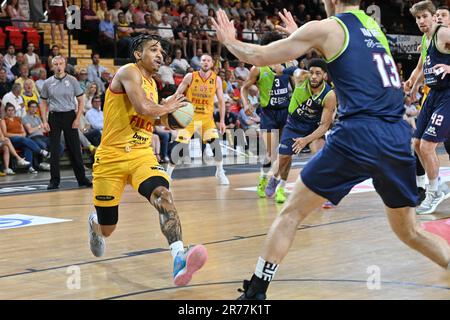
[166,54,229,185]
[88,35,207,287]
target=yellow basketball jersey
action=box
[186,71,217,115]
[100,64,158,150]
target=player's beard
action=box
[310,79,323,89]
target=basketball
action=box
[162,98,194,129]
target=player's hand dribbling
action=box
[162,93,187,115]
[276,9,298,35]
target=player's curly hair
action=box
[308,58,328,73]
[130,34,171,62]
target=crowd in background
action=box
[0,0,445,176]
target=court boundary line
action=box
[0,216,373,281]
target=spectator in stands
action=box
[158,55,175,85]
[190,48,203,71]
[28,0,45,30]
[87,53,107,94]
[242,20,258,43]
[109,0,123,24]
[47,45,60,75]
[35,68,47,94]
[234,61,250,82]
[2,83,24,118]
[154,126,170,163]
[39,55,92,189]
[134,1,149,25]
[0,126,30,175]
[0,54,15,83]
[1,103,49,173]
[81,0,101,45]
[21,79,39,115]
[158,13,175,45]
[6,0,29,28]
[46,0,67,48]
[15,64,38,96]
[10,53,26,78]
[203,17,220,56]
[238,102,260,131]
[403,95,418,130]
[215,99,237,131]
[24,43,41,71]
[180,3,194,24]
[189,16,208,57]
[209,0,222,12]
[143,13,158,36]
[0,68,13,99]
[99,12,116,57]
[170,49,190,75]
[77,112,101,149]
[195,0,209,16]
[4,45,16,71]
[125,2,136,24]
[85,95,103,132]
[83,82,99,113]
[96,0,108,20]
[175,16,191,58]
[77,68,89,93]
[22,101,62,171]
[116,12,134,58]
[130,12,149,36]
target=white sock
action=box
[429,178,439,192]
[416,175,427,189]
[255,256,278,282]
[166,164,175,179]
[215,160,224,173]
[170,241,184,259]
[279,180,286,188]
[260,169,268,178]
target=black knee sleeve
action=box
[138,176,170,200]
[95,205,119,225]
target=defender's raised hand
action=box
[275,9,298,35]
[212,9,237,43]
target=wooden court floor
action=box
[0,157,449,300]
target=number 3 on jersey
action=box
[373,53,401,88]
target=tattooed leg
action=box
[149,186,182,244]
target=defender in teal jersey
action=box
[265,58,337,203]
[240,32,295,198]
[213,0,450,300]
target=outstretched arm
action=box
[117,65,185,117]
[240,66,259,115]
[212,9,338,67]
[174,73,193,95]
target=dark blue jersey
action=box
[326,10,404,121]
[423,25,450,91]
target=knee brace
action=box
[95,205,119,225]
[138,176,170,200]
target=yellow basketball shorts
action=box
[93,146,169,207]
[176,113,219,144]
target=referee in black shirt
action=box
[40,56,92,190]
